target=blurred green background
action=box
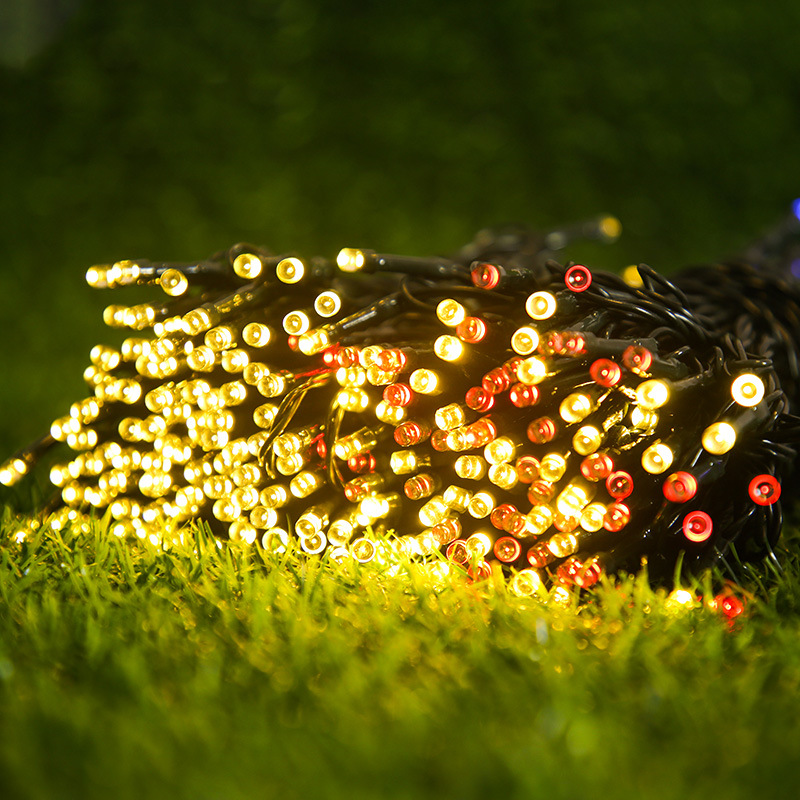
[2,0,800,459]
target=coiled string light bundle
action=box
[2,213,799,593]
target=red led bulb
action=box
[335,347,360,368]
[663,471,698,503]
[394,421,430,447]
[606,470,634,499]
[682,511,713,543]
[714,592,745,621]
[527,416,557,444]
[468,561,493,582]
[456,316,487,343]
[580,453,614,482]
[509,383,539,408]
[748,474,781,505]
[490,503,517,529]
[622,345,653,373]
[347,454,375,474]
[564,333,587,356]
[543,331,565,356]
[526,542,553,568]
[493,536,522,563]
[504,512,529,537]
[482,367,512,395]
[446,540,469,564]
[515,455,540,483]
[590,358,622,387]
[565,264,592,292]
[471,262,501,290]
[376,348,406,372]
[603,502,631,532]
[383,382,412,407]
[557,557,602,588]
[430,430,449,451]
[465,386,495,412]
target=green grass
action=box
[2,515,800,800]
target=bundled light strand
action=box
[3,213,800,590]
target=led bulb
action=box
[635,379,670,410]
[484,436,515,465]
[436,299,466,327]
[434,403,466,431]
[187,346,216,372]
[488,463,518,490]
[559,393,592,424]
[233,253,263,279]
[159,268,188,296]
[516,357,547,385]
[527,417,558,444]
[404,474,438,500]
[443,485,472,512]
[748,474,780,505]
[663,471,698,503]
[701,422,737,455]
[525,291,557,320]
[419,497,449,527]
[731,373,765,407]
[409,369,440,395]
[336,248,367,272]
[290,469,324,498]
[465,533,492,558]
[262,528,289,553]
[547,532,578,558]
[434,335,464,362]
[276,257,304,284]
[630,406,658,428]
[580,503,606,532]
[471,262,501,290]
[580,452,613,482]
[511,326,540,356]
[314,291,342,317]
[390,450,423,474]
[467,491,495,518]
[590,359,621,388]
[683,511,713,543]
[606,470,634,499]
[641,443,674,474]
[221,350,249,373]
[455,317,487,343]
[538,453,567,483]
[493,536,521,563]
[283,311,310,335]
[556,481,595,517]
[564,264,592,292]
[298,329,331,355]
[454,455,487,480]
[300,531,327,555]
[622,345,652,373]
[243,323,272,347]
[351,538,377,563]
[509,569,544,597]
[572,425,602,456]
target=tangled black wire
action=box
[3,210,800,590]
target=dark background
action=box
[2,0,799,459]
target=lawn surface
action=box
[2,517,800,799]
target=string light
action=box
[3,213,799,593]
